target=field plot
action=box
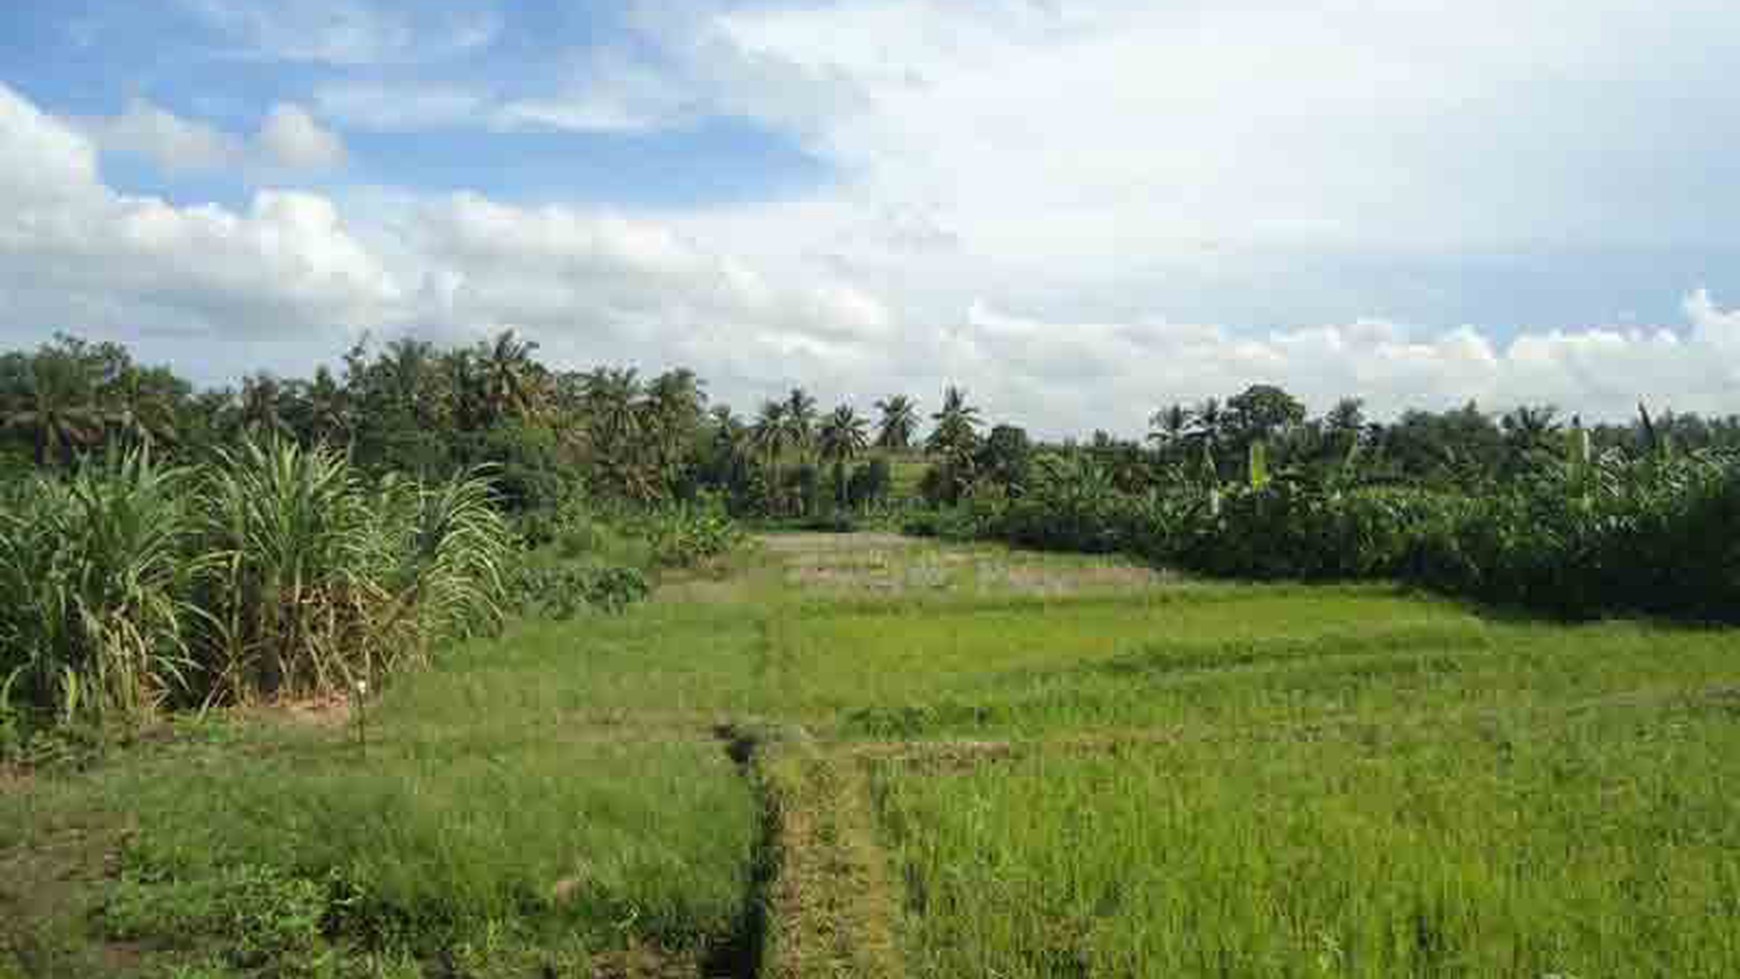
[4,532,1738,978]
[874,716,1740,978]
[1,628,760,977]
[748,536,1740,979]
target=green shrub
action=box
[639,504,745,569]
[924,447,1740,621]
[847,457,893,508]
[901,505,986,542]
[799,511,858,533]
[505,564,650,619]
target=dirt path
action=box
[758,743,906,979]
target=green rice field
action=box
[4,533,1737,977]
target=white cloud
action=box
[5,74,1740,432]
[258,103,347,170]
[0,84,395,355]
[567,0,1740,335]
[399,193,894,388]
[176,0,501,65]
[77,99,346,174]
[937,300,1740,435]
[76,98,243,173]
[0,86,103,206]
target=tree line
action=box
[7,333,1737,516]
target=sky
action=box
[1,0,1738,436]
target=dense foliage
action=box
[924,445,1740,621]
[0,443,512,729]
[3,329,1738,733]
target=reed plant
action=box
[0,440,512,727]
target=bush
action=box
[799,511,859,533]
[919,448,1740,622]
[901,504,988,542]
[848,458,893,508]
[506,564,651,619]
[638,503,745,570]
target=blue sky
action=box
[1,0,1738,432]
[0,1,830,209]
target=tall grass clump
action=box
[198,441,510,704]
[0,440,513,729]
[0,453,196,725]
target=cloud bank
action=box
[5,0,1740,437]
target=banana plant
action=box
[1248,438,1271,490]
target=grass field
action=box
[4,533,1738,977]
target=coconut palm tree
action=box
[923,386,983,504]
[697,404,752,503]
[925,385,982,458]
[479,330,545,423]
[1501,405,1562,475]
[781,387,817,461]
[382,338,437,424]
[575,367,652,500]
[1147,403,1192,453]
[874,394,920,452]
[237,374,293,440]
[582,367,642,448]
[297,367,350,448]
[1190,398,1225,450]
[752,401,788,464]
[645,368,706,486]
[752,400,790,514]
[709,404,745,462]
[2,349,103,467]
[105,366,183,456]
[817,405,870,506]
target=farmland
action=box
[5,532,1737,977]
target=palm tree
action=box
[479,330,544,423]
[817,405,870,506]
[1190,398,1224,450]
[2,350,103,467]
[924,386,983,504]
[925,385,982,458]
[383,338,437,424]
[106,366,182,456]
[1502,405,1562,472]
[647,369,705,429]
[1147,403,1192,451]
[752,400,790,514]
[298,366,350,448]
[709,404,746,461]
[874,395,920,452]
[237,374,292,440]
[644,368,707,486]
[580,367,648,500]
[781,387,817,461]
[704,405,753,499]
[581,367,643,450]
